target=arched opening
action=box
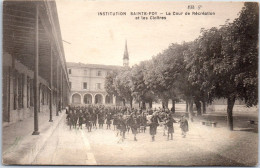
[105,95,113,104]
[72,93,81,104]
[95,94,103,104]
[84,94,92,104]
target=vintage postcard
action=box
[2,0,258,166]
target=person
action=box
[66,111,73,130]
[65,106,69,114]
[130,115,139,141]
[116,114,121,137]
[159,111,167,136]
[85,112,92,132]
[98,111,104,129]
[126,116,131,133]
[149,112,160,142]
[118,114,127,142]
[165,114,176,140]
[113,114,119,131]
[92,110,97,129]
[72,110,77,129]
[106,112,112,129]
[78,110,84,129]
[179,115,189,138]
[139,112,147,133]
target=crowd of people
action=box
[65,105,189,142]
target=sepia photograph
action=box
[2,0,259,166]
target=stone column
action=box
[92,94,95,104]
[102,94,106,104]
[32,3,40,135]
[113,95,116,105]
[49,44,53,122]
[56,59,59,116]
[81,93,84,105]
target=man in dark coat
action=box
[85,112,92,132]
[78,110,84,129]
[92,110,97,129]
[165,114,177,140]
[106,112,112,129]
[66,111,73,130]
[70,110,76,129]
[98,110,104,129]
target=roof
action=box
[66,62,122,70]
[3,0,70,88]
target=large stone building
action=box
[2,1,70,133]
[67,41,129,105]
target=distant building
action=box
[67,41,130,105]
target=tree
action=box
[105,70,119,97]
[131,61,158,109]
[215,2,258,130]
[114,68,134,108]
[187,2,258,130]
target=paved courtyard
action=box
[32,111,258,166]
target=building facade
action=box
[67,63,120,105]
[67,41,129,105]
[2,1,70,133]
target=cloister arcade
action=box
[70,92,116,105]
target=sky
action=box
[56,0,244,66]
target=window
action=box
[83,82,87,89]
[84,70,88,75]
[96,70,102,76]
[96,83,101,90]
[68,69,71,74]
[69,82,72,88]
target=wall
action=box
[2,51,56,124]
[69,67,109,92]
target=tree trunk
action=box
[122,99,126,106]
[188,98,194,122]
[185,100,188,112]
[171,99,175,113]
[142,101,146,110]
[202,100,206,114]
[148,100,152,108]
[195,100,202,116]
[130,98,133,109]
[227,96,236,131]
[165,99,169,109]
[162,100,164,109]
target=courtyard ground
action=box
[2,104,258,166]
